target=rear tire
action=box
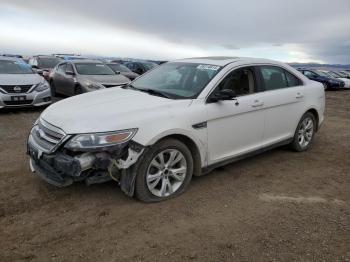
[135,138,193,202]
[322,82,328,91]
[290,112,316,152]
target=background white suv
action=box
[0,56,51,108]
[27,57,325,202]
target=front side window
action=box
[217,67,256,96]
[0,60,33,74]
[75,63,115,75]
[57,63,67,73]
[131,62,222,99]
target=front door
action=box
[206,66,265,165]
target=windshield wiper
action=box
[121,84,172,99]
[138,88,172,99]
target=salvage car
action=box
[49,60,130,96]
[297,68,345,90]
[27,57,325,202]
[29,55,62,81]
[105,63,139,80]
[0,56,51,109]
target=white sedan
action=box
[27,57,325,202]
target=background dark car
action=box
[105,63,139,80]
[297,68,344,90]
[29,55,63,80]
[49,60,130,97]
[123,61,158,75]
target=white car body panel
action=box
[39,57,325,168]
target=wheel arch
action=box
[151,133,203,177]
[306,108,319,131]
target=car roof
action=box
[34,55,61,59]
[173,56,281,67]
[0,56,19,61]
[67,59,103,64]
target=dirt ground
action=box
[0,92,349,262]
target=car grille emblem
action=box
[13,86,22,93]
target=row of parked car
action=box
[0,53,349,109]
[0,54,166,108]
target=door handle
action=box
[251,100,264,108]
[296,92,304,98]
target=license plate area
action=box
[11,95,26,101]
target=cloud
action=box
[1,0,350,63]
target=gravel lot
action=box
[0,92,349,262]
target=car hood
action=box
[0,73,42,85]
[78,74,130,85]
[41,87,192,134]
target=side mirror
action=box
[115,71,121,75]
[66,70,75,76]
[31,65,38,69]
[209,89,236,103]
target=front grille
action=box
[0,85,33,94]
[30,119,67,153]
[3,100,33,106]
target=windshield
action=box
[107,63,132,73]
[142,62,157,70]
[316,71,331,77]
[0,60,33,74]
[75,63,115,75]
[37,57,62,68]
[131,62,222,99]
[328,71,341,78]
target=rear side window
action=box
[285,71,301,87]
[260,66,300,91]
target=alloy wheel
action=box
[298,117,314,148]
[146,149,187,197]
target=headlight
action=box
[35,80,49,91]
[64,129,137,150]
[81,80,105,90]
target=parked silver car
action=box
[0,56,51,109]
[49,60,130,96]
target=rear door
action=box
[257,65,305,146]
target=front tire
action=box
[74,85,83,95]
[322,82,328,91]
[135,138,193,202]
[290,112,316,152]
[50,81,56,96]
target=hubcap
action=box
[298,117,314,148]
[146,149,187,197]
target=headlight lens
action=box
[35,80,49,91]
[65,129,137,150]
[81,80,105,90]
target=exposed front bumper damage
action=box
[27,127,145,196]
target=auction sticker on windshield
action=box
[196,64,220,71]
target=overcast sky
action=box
[1,0,350,63]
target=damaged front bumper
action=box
[27,123,145,196]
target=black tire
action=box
[74,85,83,95]
[50,80,56,97]
[322,82,328,91]
[290,112,316,152]
[135,138,193,202]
